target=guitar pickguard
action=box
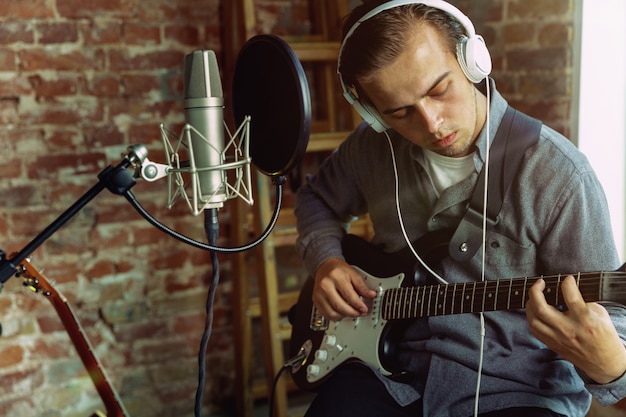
[301,267,404,386]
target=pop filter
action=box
[232,34,311,178]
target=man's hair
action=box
[339,2,466,95]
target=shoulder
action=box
[530,124,595,179]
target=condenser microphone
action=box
[183,50,227,209]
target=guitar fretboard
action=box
[381,272,626,320]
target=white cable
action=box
[385,130,449,285]
[385,77,491,416]
[473,77,491,417]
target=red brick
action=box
[0,49,17,71]
[0,158,23,180]
[23,99,104,125]
[89,75,121,97]
[0,0,54,19]
[0,345,25,368]
[38,21,79,44]
[114,320,168,343]
[121,74,161,95]
[19,48,105,71]
[165,25,200,46]
[86,259,116,279]
[0,76,31,96]
[539,23,571,46]
[0,97,20,124]
[80,20,123,45]
[123,23,161,45]
[109,49,185,71]
[46,128,81,148]
[85,124,125,147]
[0,185,44,207]
[31,338,73,360]
[0,21,35,44]
[506,47,568,71]
[28,153,107,179]
[56,0,125,19]
[509,0,570,19]
[28,74,79,97]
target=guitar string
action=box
[382,273,626,319]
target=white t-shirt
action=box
[422,149,475,197]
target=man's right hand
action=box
[312,257,377,321]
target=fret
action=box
[401,286,407,319]
[493,279,500,311]
[470,282,476,313]
[450,282,457,315]
[407,287,415,319]
[506,278,512,310]
[426,285,434,317]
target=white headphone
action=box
[338,0,492,132]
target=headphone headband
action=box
[339,0,492,132]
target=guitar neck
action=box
[49,295,129,417]
[17,258,129,417]
[382,272,623,320]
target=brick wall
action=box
[0,1,233,416]
[3,1,617,417]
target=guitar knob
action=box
[323,334,337,347]
[315,349,328,362]
[307,364,320,377]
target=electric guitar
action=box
[16,257,130,417]
[288,231,626,391]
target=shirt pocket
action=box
[484,230,537,272]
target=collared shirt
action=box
[295,79,626,416]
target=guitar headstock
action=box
[13,255,55,298]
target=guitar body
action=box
[289,230,452,391]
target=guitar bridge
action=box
[309,307,328,331]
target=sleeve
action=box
[294,125,371,274]
[534,142,626,404]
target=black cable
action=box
[268,365,290,417]
[194,208,220,417]
[122,177,284,253]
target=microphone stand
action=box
[0,156,137,291]
[0,147,286,417]
[0,147,285,289]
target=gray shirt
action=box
[295,80,626,416]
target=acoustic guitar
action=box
[16,257,130,417]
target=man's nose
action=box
[419,103,443,135]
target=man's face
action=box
[359,24,486,157]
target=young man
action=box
[294,1,626,416]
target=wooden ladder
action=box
[222,2,368,416]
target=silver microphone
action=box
[183,50,227,209]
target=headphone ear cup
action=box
[457,35,492,83]
[351,99,390,133]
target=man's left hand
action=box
[526,275,626,384]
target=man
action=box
[293,1,626,416]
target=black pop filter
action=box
[232,34,311,177]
